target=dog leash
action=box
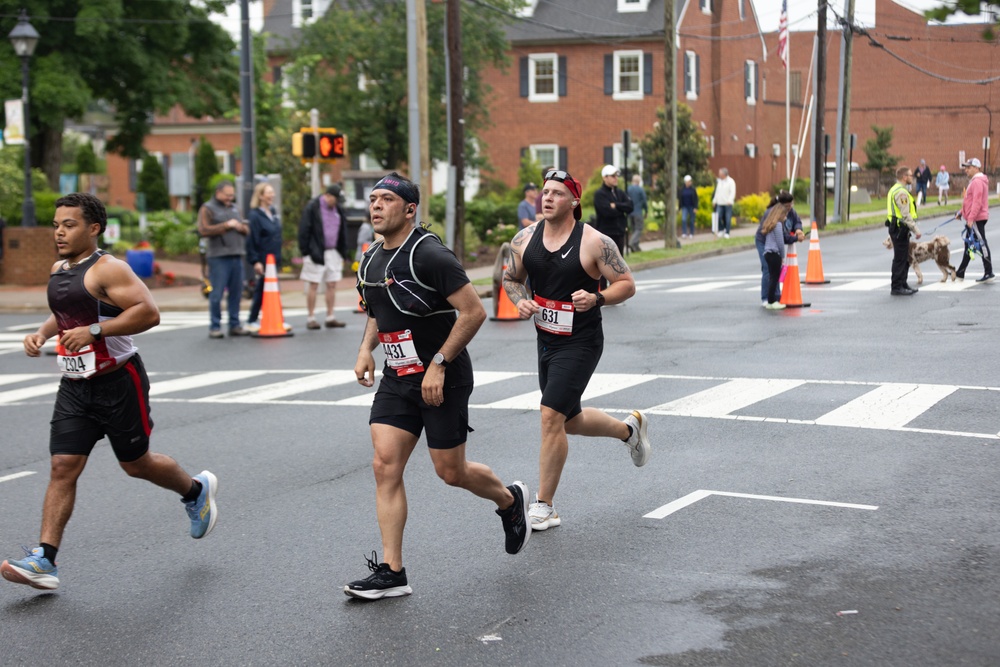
[922,216,958,236]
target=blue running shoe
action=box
[185,471,218,539]
[1,546,59,590]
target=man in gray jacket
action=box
[197,180,249,338]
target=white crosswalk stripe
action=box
[2,370,998,441]
[634,273,987,295]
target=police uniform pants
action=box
[890,228,911,290]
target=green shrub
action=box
[146,210,199,257]
[465,195,519,242]
[774,178,810,202]
[34,191,60,226]
[696,186,714,229]
[734,192,770,224]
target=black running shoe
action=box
[344,551,413,600]
[496,481,531,555]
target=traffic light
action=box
[292,132,316,158]
[317,131,347,162]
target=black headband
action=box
[372,173,420,206]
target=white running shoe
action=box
[623,410,651,467]
[528,499,561,531]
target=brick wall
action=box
[0,227,58,286]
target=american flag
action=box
[777,0,789,69]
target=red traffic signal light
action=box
[317,132,346,161]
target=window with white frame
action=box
[617,0,650,12]
[214,150,230,175]
[744,60,758,105]
[700,0,712,13]
[530,144,559,171]
[684,51,699,100]
[613,50,643,101]
[517,0,539,16]
[292,0,332,28]
[613,143,643,179]
[528,54,558,102]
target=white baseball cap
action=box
[601,165,620,177]
[683,174,693,182]
[962,157,982,168]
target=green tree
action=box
[285,0,516,171]
[137,154,170,212]
[0,146,50,224]
[75,142,98,174]
[862,125,902,175]
[0,1,238,189]
[640,103,712,208]
[926,2,1000,39]
[257,115,312,243]
[194,137,219,208]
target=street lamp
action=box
[8,10,40,227]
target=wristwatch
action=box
[89,323,103,341]
[594,292,606,309]
[432,352,448,368]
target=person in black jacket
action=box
[593,165,634,255]
[245,182,287,332]
[298,184,349,329]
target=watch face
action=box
[90,324,101,337]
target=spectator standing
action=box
[298,184,349,330]
[914,159,932,206]
[593,165,634,255]
[935,164,950,206]
[757,199,794,310]
[886,166,922,295]
[626,174,648,252]
[955,157,993,283]
[519,183,539,228]
[712,168,736,238]
[245,182,286,333]
[679,175,698,239]
[197,180,250,338]
[347,172,530,600]
[1,193,217,592]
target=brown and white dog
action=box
[882,235,957,284]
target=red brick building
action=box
[478,0,999,198]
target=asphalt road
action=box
[1,218,998,666]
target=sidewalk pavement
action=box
[0,222,784,315]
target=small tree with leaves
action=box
[640,103,712,209]
[76,143,99,175]
[194,137,220,209]
[863,125,902,195]
[137,154,170,212]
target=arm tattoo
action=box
[503,277,531,305]
[510,226,534,250]
[598,237,631,277]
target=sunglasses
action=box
[544,169,570,182]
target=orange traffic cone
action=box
[780,247,811,308]
[490,242,522,321]
[252,254,293,337]
[804,222,830,284]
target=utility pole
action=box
[417,0,430,224]
[446,0,465,261]
[238,0,255,216]
[812,0,827,229]
[310,108,320,197]
[663,0,678,249]
[832,0,855,223]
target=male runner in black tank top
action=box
[502,169,652,532]
[1,193,218,592]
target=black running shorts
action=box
[537,341,603,420]
[49,354,154,463]
[369,375,473,449]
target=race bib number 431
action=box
[533,296,574,335]
[379,329,424,375]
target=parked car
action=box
[825,162,861,190]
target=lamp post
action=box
[8,10,40,227]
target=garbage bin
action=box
[126,249,155,278]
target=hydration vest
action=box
[357,226,456,317]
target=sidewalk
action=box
[0,221,810,315]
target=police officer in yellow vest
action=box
[886,166,922,296]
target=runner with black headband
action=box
[346,172,530,600]
[502,169,652,532]
[2,193,218,592]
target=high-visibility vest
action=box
[886,182,917,228]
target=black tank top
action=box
[48,250,137,374]
[522,221,602,346]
